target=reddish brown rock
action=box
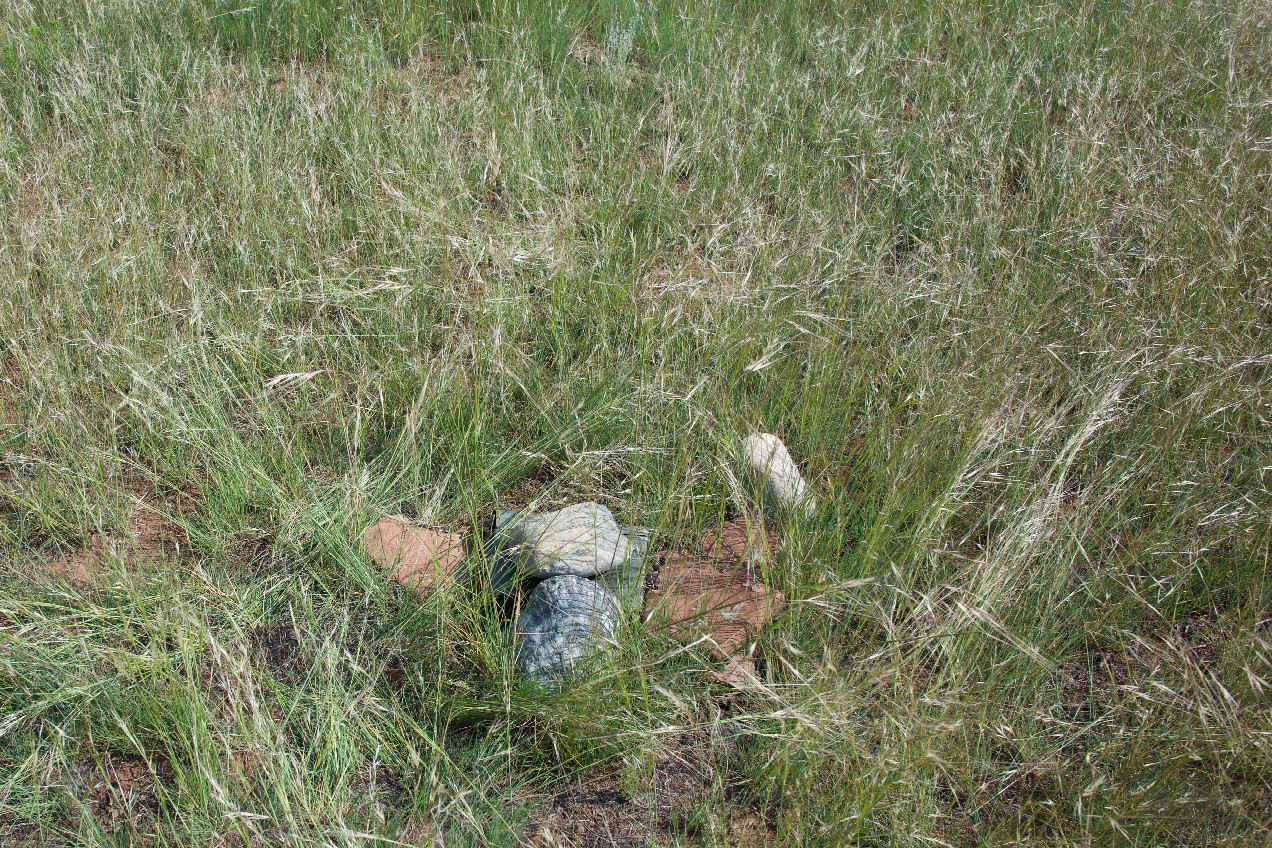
[716,654,761,688]
[363,516,464,595]
[702,519,779,567]
[644,519,784,669]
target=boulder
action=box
[515,575,622,682]
[594,524,652,612]
[487,502,639,589]
[739,433,815,518]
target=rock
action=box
[702,520,779,568]
[739,433,814,518]
[645,549,784,659]
[594,524,652,612]
[363,516,464,595]
[515,575,622,682]
[644,519,785,674]
[488,502,636,588]
[715,655,762,689]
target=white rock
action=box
[739,433,815,518]
[498,502,632,580]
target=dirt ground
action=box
[522,727,774,848]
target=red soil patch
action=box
[49,500,190,586]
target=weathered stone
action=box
[594,525,652,612]
[363,516,464,595]
[484,509,524,592]
[739,433,815,518]
[515,575,622,682]
[702,520,779,568]
[488,502,637,589]
[644,519,785,670]
[645,551,784,659]
[716,655,762,689]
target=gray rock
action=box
[595,525,652,612]
[515,575,621,682]
[739,433,815,518]
[488,502,635,589]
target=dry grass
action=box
[1,0,1270,845]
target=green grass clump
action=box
[2,0,1270,844]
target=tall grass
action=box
[1,0,1270,844]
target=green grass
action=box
[1,0,1270,844]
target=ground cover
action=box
[1,0,1270,844]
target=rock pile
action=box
[486,502,650,681]
[359,433,812,687]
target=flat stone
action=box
[715,655,762,689]
[488,502,637,589]
[702,520,779,568]
[644,519,785,662]
[515,575,622,682]
[594,524,652,612]
[363,516,464,595]
[739,433,815,518]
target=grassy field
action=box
[1,0,1270,844]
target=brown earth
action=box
[77,752,173,835]
[49,500,190,586]
[523,731,774,848]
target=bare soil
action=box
[49,499,190,586]
[524,730,774,848]
[75,752,173,835]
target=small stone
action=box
[715,655,762,689]
[739,433,815,518]
[363,516,464,595]
[515,575,622,682]
[491,502,634,585]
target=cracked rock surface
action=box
[644,519,785,687]
[515,575,622,682]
